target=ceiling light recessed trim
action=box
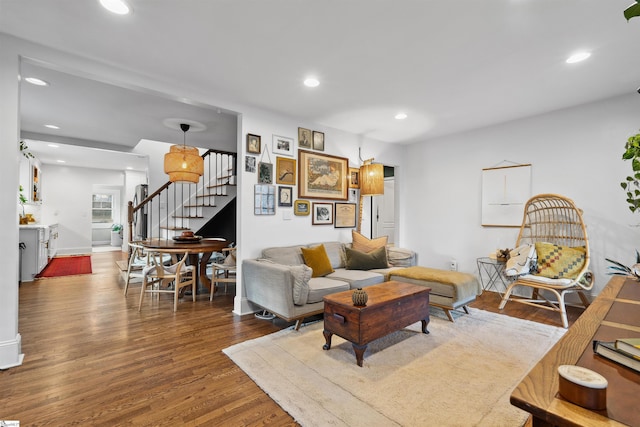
[304,77,320,88]
[24,77,49,86]
[45,124,60,129]
[395,112,408,120]
[99,0,132,15]
[566,51,591,64]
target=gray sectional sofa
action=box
[243,241,416,329]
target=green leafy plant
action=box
[625,1,640,21]
[621,132,640,212]
[112,224,123,233]
[19,140,34,159]
[18,185,27,216]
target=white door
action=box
[372,177,395,244]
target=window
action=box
[92,193,114,223]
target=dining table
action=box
[140,237,230,294]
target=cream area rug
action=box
[223,308,566,427]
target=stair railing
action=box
[127,149,236,244]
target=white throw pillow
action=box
[291,264,312,305]
[505,244,537,277]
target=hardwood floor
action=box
[1,252,583,426]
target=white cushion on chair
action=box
[518,274,573,286]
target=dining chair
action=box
[138,249,196,312]
[208,247,236,300]
[498,194,594,328]
[123,240,150,296]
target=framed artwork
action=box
[349,167,360,188]
[312,202,333,225]
[278,186,293,207]
[254,184,276,215]
[298,150,348,200]
[298,127,312,149]
[348,188,358,203]
[312,131,325,151]
[334,203,357,228]
[245,156,257,173]
[258,162,273,184]
[294,200,310,216]
[247,133,261,154]
[481,164,532,227]
[272,135,294,157]
[276,156,296,185]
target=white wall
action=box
[403,93,640,297]
[40,165,125,254]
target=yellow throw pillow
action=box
[534,242,586,279]
[351,230,388,253]
[300,244,334,278]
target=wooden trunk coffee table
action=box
[322,281,431,367]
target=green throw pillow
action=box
[301,244,334,277]
[345,246,389,270]
[534,242,586,279]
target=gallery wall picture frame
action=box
[278,186,293,207]
[294,200,310,216]
[334,203,357,228]
[272,135,294,157]
[245,156,257,173]
[349,167,360,188]
[312,131,325,151]
[312,202,334,225]
[298,127,312,149]
[254,184,276,215]
[247,133,261,154]
[298,150,348,200]
[258,162,273,184]
[276,156,296,185]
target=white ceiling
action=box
[2,0,640,153]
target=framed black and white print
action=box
[312,131,325,151]
[245,156,257,173]
[334,203,356,228]
[247,133,261,154]
[298,127,312,149]
[258,162,273,184]
[273,135,294,157]
[312,202,333,225]
[278,186,293,207]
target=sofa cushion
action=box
[352,230,388,253]
[309,241,345,269]
[327,268,385,289]
[387,246,416,267]
[262,245,305,266]
[307,277,350,303]
[291,264,313,305]
[345,246,389,270]
[301,244,335,277]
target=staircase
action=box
[127,149,237,241]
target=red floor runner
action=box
[37,256,92,278]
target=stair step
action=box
[207,183,236,189]
[160,226,191,231]
[184,204,216,208]
[172,215,204,219]
[217,174,234,180]
[196,194,227,198]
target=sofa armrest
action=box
[387,246,417,267]
[243,259,297,318]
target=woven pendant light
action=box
[164,123,204,183]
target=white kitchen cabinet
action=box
[19,225,54,282]
[48,224,59,259]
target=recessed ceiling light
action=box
[395,112,408,120]
[126,167,133,170]
[566,51,591,64]
[45,124,60,129]
[56,160,66,163]
[48,144,59,148]
[24,77,49,86]
[99,0,131,15]
[303,78,320,88]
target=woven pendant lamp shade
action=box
[164,144,204,183]
[359,162,384,196]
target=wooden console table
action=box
[511,276,640,426]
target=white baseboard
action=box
[0,333,24,370]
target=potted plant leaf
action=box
[18,185,28,224]
[620,132,640,212]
